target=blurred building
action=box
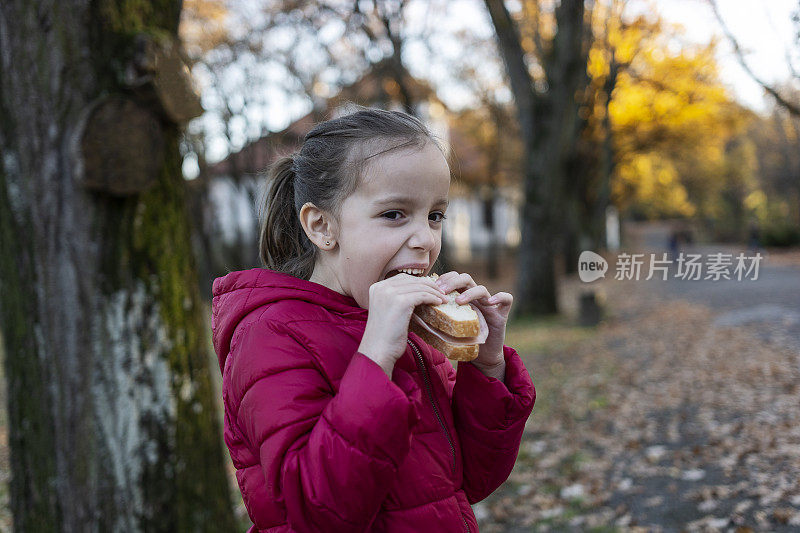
[197,59,522,283]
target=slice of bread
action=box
[416,274,480,338]
[408,273,481,361]
[409,319,479,361]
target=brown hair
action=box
[258,106,445,280]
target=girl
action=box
[211,107,536,532]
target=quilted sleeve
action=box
[450,345,536,504]
[231,319,419,532]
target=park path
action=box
[471,245,800,532]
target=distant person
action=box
[747,222,762,253]
[210,107,535,532]
[668,229,680,260]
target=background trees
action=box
[746,95,800,245]
[484,0,791,315]
[181,0,799,315]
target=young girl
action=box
[211,107,536,532]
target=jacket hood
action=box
[211,268,368,373]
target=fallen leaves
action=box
[480,278,800,532]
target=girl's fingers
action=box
[468,291,513,311]
[389,273,448,296]
[454,285,491,304]
[397,283,450,304]
[436,272,476,293]
[488,292,513,306]
[425,291,449,305]
[433,272,457,291]
[432,273,513,309]
[434,271,458,283]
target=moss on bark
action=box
[128,130,236,531]
[90,0,237,528]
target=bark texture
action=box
[0,0,235,530]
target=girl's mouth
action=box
[384,268,427,280]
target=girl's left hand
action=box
[434,271,513,368]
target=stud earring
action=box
[325,241,331,246]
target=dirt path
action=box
[475,265,800,532]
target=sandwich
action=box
[409,274,489,361]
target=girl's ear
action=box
[299,202,336,250]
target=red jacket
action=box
[211,268,535,532]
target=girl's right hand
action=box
[358,273,448,376]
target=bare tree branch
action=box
[521,0,545,59]
[484,0,535,140]
[708,0,800,116]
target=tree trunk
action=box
[551,0,591,277]
[482,188,499,279]
[485,0,590,316]
[483,101,507,280]
[0,1,236,531]
[516,154,561,314]
[592,64,618,251]
[484,0,555,316]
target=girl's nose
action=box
[409,220,437,251]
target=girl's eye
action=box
[382,211,402,220]
[382,211,448,222]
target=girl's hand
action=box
[434,272,513,369]
[359,274,449,375]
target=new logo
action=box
[579,251,608,282]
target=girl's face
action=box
[313,141,451,309]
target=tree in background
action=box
[179,0,788,319]
[746,92,800,246]
[0,0,236,530]
[705,0,800,244]
[181,0,448,141]
[607,30,751,224]
[436,27,525,279]
[485,0,593,315]
[562,0,630,271]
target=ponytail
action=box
[259,156,316,279]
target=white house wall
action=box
[210,176,522,263]
[209,176,258,245]
[444,190,520,263]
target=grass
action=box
[505,314,597,357]
[474,313,625,530]
[503,313,605,424]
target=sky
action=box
[652,0,799,113]
[190,0,800,168]
[426,0,800,113]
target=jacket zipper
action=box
[407,339,471,533]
